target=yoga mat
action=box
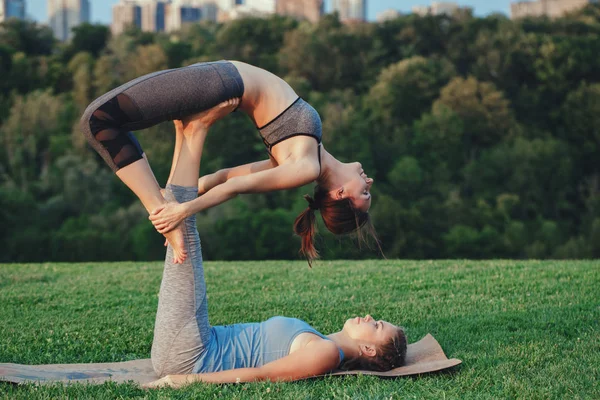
[0,334,461,385]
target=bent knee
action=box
[80,101,107,139]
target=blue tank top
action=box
[194,316,345,373]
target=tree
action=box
[279,17,373,92]
[560,82,600,179]
[412,104,465,179]
[464,137,574,219]
[67,23,110,59]
[68,52,95,111]
[366,56,456,127]
[126,44,168,80]
[93,54,121,96]
[216,15,297,72]
[434,77,514,155]
[0,19,54,55]
[0,90,65,189]
[159,38,192,68]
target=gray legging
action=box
[151,184,211,376]
[80,61,244,172]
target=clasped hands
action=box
[149,201,188,234]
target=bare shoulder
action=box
[307,338,342,368]
[303,335,340,360]
[295,157,321,182]
[272,140,321,182]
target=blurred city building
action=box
[245,0,275,14]
[140,0,166,32]
[412,1,468,16]
[332,0,367,22]
[376,8,401,22]
[111,0,330,32]
[0,0,26,22]
[511,0,597,19]
[276,0,323,23]
[218,4,265,20]
[112,0,142,35]
[48,0,90,41]
[218,0,277,21]
[215,0,241,20]
[217,0,242,12]
[113,0,218,34]
[165,0,217,32]
[411,5,429,16]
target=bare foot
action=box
[164,225,187,264]
[181,98,240,133]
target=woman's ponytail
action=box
[293,194,320,266]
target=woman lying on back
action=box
[144,103,406,388]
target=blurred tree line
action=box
[1,6,599,262]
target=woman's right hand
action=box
[149,201,189,234]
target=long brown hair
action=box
[293,186,379,266]
[340,327,408,372]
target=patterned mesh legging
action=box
[80,61,245,172]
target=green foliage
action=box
[366,56,457,126]
[216,16,297,71]
[1,7,600,261]
[67,23,111,59]
[0,19,54,56]
[435,77,514,152]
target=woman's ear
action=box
[359,344,376,358]
[335,187,345,200]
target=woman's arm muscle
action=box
[185,160,319,216]
[190,339,339,384]
[150,159,319,233]
[198,159,275,195]
[256,339,340,382]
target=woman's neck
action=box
[317,148,345,190]
[327,331,360,360]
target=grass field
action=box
[0,260,598,399]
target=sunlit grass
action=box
[0,260,598,399]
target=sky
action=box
[25,0,511,24]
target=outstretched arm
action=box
[150,159,320,234]
[198,158,275,195]
[144,339,340,388]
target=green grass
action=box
[0,260,598,399]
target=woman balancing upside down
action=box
[81,61,376,264]
[143,117,406,388]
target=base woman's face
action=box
[343,314,397,346]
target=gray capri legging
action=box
[151,184,211,377]
[80,61,244,172]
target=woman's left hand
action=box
[143,374,193,389]
[149,202,188,234]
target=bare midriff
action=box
[229,60,299,128]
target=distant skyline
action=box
[25,0,511,24]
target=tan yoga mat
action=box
[0,334,461,385]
